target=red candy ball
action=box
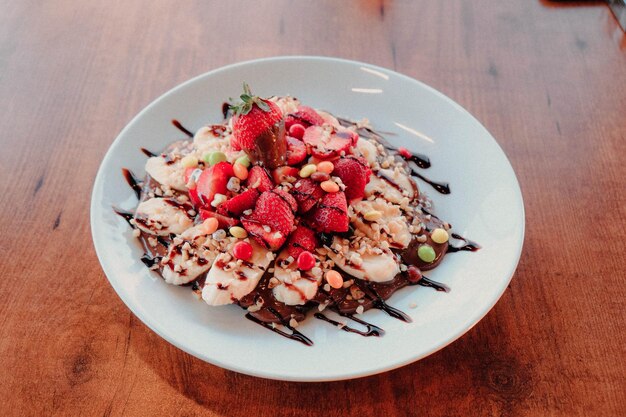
[233,241,253,261]
[288,123,306,140]
[397,146,412,159]
[407,265,422,283]
[297,251,316,271]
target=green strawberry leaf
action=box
[230,82,271,116]
[243,82,252,96]
[255,99,270,112]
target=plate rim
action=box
[91,55,525,381]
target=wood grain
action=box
[1,0,625,416]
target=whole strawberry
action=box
[231,83,286,169]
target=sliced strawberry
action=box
[196,162,234,207]
[286,136,307,165]
[241,188,296,250]
[272,166,299,184]
[285,105,325,129]
[290,178,324,213]
[297,106,325,125]
[184,167,204,208]
[332,156,372,201]
[303,125,357,160]
[310,191,349,233]
[253,190,296,235]
[217,188,259,217]
[246,166,274,192]
[269,188,298,212]
[285,225,317,259]
[188,189,202,208]
[241,218,287,251]
[199,209,239,229]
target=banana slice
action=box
[193,124,232,152]
[202,241,273,306]
[351,198,412,248]
[326,237,399,283]
[272,251,322,306]
[364,175,402,203]
[145,156,187,191]
[161,223,222,285]
[134,197,194,236]
[364,168,415,204]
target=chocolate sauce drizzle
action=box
[314,313,385,337]
[411,171,451,194]
[448,233,481,252]
[121,169,142,199]
[402,153,431,169]
[380,139,431,169]
[245,309,313,346]
[113,208,134,226]
[156,235,170,247]
[372,297,412,322]
[140,148,157,157]
[141,254,161,268]
[171,119,194,138]
[416,276,450,292]
[222,102,232,120]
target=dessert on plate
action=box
[116,84,479,345]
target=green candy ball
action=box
[204,151,227,166]
[417,244,436,263]
[235,155,251,168]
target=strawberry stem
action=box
[230,82,271,116]
[243,82,252,96]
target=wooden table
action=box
[2,1,625,415]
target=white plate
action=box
[91,56,524,381]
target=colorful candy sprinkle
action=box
[233,162,249,180]
[233,241,253,261]
[325,270,343,289]
[202,218,219,235]
[229,226,248,239]
[431,228,449,244]
[417,244,436,263]
[310,172,330,182]
[235,155,251,167]
[204,151,227,166]
[320,180,340,193]
[406,265,422,283]
[299,164,317,178]
[297,251,316,271]
[317,161,334,174]
[397,147,412,159]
